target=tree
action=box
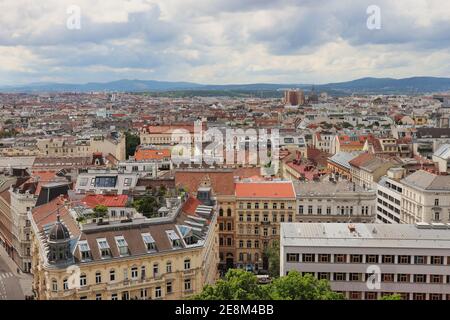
[192,269,268,300]
[267,271,345,300]
[193,269,344,301]
[379,294,402,300]
[93,205,108,218]
[264,240,280,278]
[132,195,159,218]
[125,131,140,159]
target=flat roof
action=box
[281,223,450,249]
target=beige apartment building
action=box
[36,134,125,161]
[234,180,296,271]
[29,194,218,300]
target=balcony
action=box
[261,221,270,225]
[183,270,195,277]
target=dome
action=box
[48,216,70,241]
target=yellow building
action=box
[234,180,296,271]
[29,195,218,300]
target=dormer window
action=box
[115,236,129,256]
[97,238,111,258]
[78,240,91,261]
[166,230,181,249]
[142,233,156,252]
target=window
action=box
[142,233,156,252]
[247,240,252,248]
[63,278,68,291]
[51,279,58,292]
[254,226,259,235]
[280,214,285,222]
[263,214,268,222]
[318,254,330,263]
[219,208,224,216]
[184,259,191,270]
[431,256,443,265]
[78,241,91,261]
[365,292,378,300]
[287,253,300,262]
[96,238,111,258]
[264,203,268,209]
[155,286,162,298]
[413,293,426,300]
[273,203,277,210]
[381,274,394,282]
[430,294,442,300]
[307,205,313,214]
[318,273,330,280]
[272,228,277,235]
[350,254,362,263]
[153,263,159,277]
[349,273,362,281]
[110,269,116,281]
[366,255,378,263]
[124,178,132,187]
[239,240,244,248]
[255,240,259,248]
[299,205,304,214]
[141,266,146,279]
[413,274,426,283]
[115,236,129,256]
[334,273,346,281]
[140,289,147,299]
[288,214,293,222]
[334,254,346,263]
[398,255,410,264]
[131,267,138,279]
[166,282,173,294]
[95,271,102,284]
[326,207,331,215]
[80,274,87,287]
[227,208,232,217]
[434,199,439,206]
[414,255,426,264]
[96,294,102,300]
[184,279,191,291]
[166,262,172,273]
[317,206,322,215]
[349,292,362,300]
[272,214,277,222]
[111,294,118,300]
[303,254,315,262]
[239,214,244,222]
[382,255,394,264]
[397,274,409,282]
[430,275,443,283]
[247,203,251,209]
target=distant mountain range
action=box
[1,76,450,94]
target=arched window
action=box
[227,208,232,217]
[184,258,191,270]
[131,266,138,279]
[219,208,224,216]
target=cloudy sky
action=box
[0,0,449,85]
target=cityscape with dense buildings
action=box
[1,0,450,307]
[1,87,450,301]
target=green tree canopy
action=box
[267,271,345,300]
[379,294,402,300]
[264,240,280,278]
[193,269,268,300]
[132,195,159,218]
[193,269,344,300]
[125,131,140,159]
[93,205,108,218]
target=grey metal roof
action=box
[328,152,360,169]
[401,170,450,191]
[281,223,450,249]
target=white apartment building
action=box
[75,170,140,195]
[294,180,376,223]
[118,159,172,178]
[400,170,450,224]
[281,223,450,300]
[375,168,405,224]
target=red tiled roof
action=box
[182,196,202,215]
[235,182,295,198]
[134,149,171,161]
[348,153,375,168]
[175,171,235,196]
[81,194,128,208]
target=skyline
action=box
[1,0,449,86]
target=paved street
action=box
[0,247,32,300]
